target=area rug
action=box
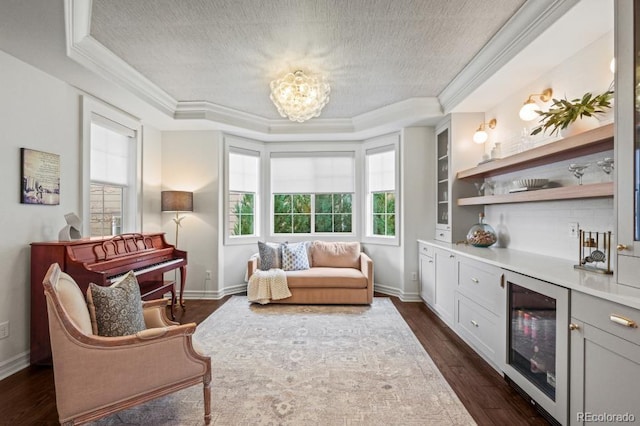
[93,297,475,425]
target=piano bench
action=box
[140,280,176,320]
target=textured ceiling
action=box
[90,0,526,120]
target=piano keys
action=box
[30,232,187,365]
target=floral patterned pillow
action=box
[258,241,282,270]
[86,271,146,336]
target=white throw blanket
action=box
[247,269,291,304]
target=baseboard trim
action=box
[182,284,247,300]
[0,351,30,381]
[374,285,422,302]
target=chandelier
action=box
[269,70,330,122]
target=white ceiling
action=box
[89,0,525,120]
[0,0,613,139]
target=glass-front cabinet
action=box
[616,0,640,288]
[435,125,450,241]
[433,114,484,243]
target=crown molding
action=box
[65,0,177,116]
[66,0,576,136]
[438,0,580,114]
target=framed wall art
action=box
[21,148,60,205]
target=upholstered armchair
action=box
[42,263,211,425]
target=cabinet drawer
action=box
[455,294,499,363]
[572,291,640,346]
[435,228,451,242]
[418,242,434,258]
[457,257,504,314]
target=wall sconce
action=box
[472,118,497,144]
[519,88,553,121]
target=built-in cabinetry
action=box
[569,292,640,425]
[433,247,457,326]
[434,114,484,242]
[454,256,505,372]
[456,124,614,206]
[615,0,640,287]
[418,242,435,306]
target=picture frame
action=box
[21,148,60,205]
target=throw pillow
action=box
[311,241,361,268]
[281,242,310,271]
[86,271,146,337]
[258,241,282,270]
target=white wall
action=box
[161,131,221,298]
[141,125,163,233]
[0,50,82,375]
[480,32,615,260]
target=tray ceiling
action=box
[90,0,526,120]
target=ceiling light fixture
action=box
[519,88,553,121]
[269,70,330,123]
[473,118,497,144]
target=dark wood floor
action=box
[0,295,548,425]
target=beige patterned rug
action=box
[93,296,475,425]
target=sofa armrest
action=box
[247,254,259,281]
[360,252,374,303]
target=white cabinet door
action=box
[570,291,640,425]
[434,247,457,326]
[419,252,435,306]
[615,0,640,286]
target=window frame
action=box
[224,135,264,245]
[362,134,401,246]
[82,96,141,237]
[266,144,359,240]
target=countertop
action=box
[417,239,640,311]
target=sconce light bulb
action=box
[473,130,488,144]
[519,102,539,122]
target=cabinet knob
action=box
[471,277,479,283]
[449,254,455,259]
[617,244,628,252]
[470,320,479,327]
[569,323,580,331]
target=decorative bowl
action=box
[513,178,549,189]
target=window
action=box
[83,101,140,238]
[270,153,355,235]
[228,149,260,237]
[366,145,397,238]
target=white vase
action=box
[560,115,600,138]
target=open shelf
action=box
[457,182,613,206]
[457,124,613,180]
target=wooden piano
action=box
[30,232,187,365]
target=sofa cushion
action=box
[281,242,310,271]
[285,267,367,289]
[86,271,147,337]
[258,241,282,270]
[311,241,361,268]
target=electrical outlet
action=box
[0,321,9,340]
[411,272,418,281]
[568,222,579,238]
[205,270,211,280]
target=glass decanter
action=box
[466,212,497,247]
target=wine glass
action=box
[568,163,590,185]
[474,182,486,196]
[596,157,614,176]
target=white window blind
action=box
[229,150,260,193]
[90,123,132,186]
[271,153,355,193]
[367,147,395,192]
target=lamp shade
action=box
[161,191,193,212]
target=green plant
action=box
[530,90,613,136]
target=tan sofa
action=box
[247,241,373,304]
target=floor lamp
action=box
[161,190,194,248]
